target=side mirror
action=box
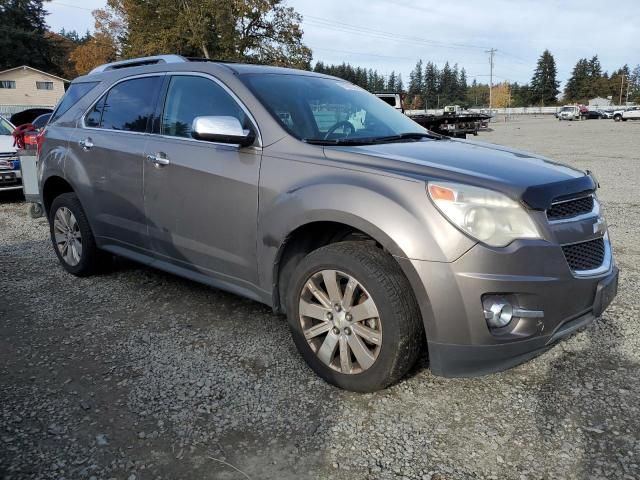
[191,116,255,147]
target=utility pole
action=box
[619,73,624,106]
[486,48,497,109]
[626,77,631,105]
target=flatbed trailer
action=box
[375,92,491,139]
[406,113,490,139]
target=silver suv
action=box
[40,55,618,392]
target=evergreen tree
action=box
[396,74,404,93]
[530,50,560,105]
[423,62,438,109]
[407,60,423,102]
[387,71,397,91]
[0,0,54,71]
[564,58,590,102]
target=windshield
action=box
[241,74,428,144]
[0,116,13,136]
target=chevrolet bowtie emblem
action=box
[593,217,607,235]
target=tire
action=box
[49,192,103,276]
[614,115,621,122]
[286,241,423,392]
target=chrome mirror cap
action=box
[191,116,254,146]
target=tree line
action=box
[1,0,639,106]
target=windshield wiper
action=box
[372,132,445,142]
[304,137,381,146]
[304,132,444,146]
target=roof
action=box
[0,65,69,83]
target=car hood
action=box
[323,138,595,210]
[0,135,16,154]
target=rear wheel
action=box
[286,242,423,392]
[49,192,103,276]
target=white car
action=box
[613,106,640,122]
[0,115,22,192]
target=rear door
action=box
[67,75,164,253]
[142,73,261,285]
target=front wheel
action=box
[286,242,423,392]
[614,115,622,122]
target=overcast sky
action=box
[45,0,639,87]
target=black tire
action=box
[286,241,423,392]
[49,192,103,276]
[614,115,621,122]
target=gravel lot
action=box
[1,116,639,480]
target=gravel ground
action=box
[1,116,639,480]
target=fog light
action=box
[483,296,514,328]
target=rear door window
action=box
[50,81,99,123]
[93,76,163,133]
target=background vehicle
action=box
[39,56,617,392]
[585,110,604,119]
[613,106,640,121]
[0,115,22,193]
[557,104,588,120]
[600,110,614,119]
[9,108,53,127]
[375,93,490,138]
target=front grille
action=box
[562,237,605,271]
[547,195,594,220]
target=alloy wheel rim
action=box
[53,207,82,266]
[299,270,382,374]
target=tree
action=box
[530,50,559,106]
[69,33,117,75]
[96,0,311,69]
[0,0,53,71]
[387,71,397,91]
[492,82,511,108]
[423,62,438,108]
[407,60,423,104]
[564,58,590,102]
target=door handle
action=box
[79,138,94,151]
[146,153,170,168]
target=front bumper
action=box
[0,169,23,191]
[398,237,618,377]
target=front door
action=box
[69,75,164,252]
[143,74,261,286]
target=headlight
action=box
[427,181,541,247]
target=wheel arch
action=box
[42,175,75,217]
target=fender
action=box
[257,170,476,292]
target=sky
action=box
[45,0,640,88]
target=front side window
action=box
[241,74,426,142]
[160,75,248,138]
[0,80,16,89]
[36,81,54,90]
[97,76,162,132]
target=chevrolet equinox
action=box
[39,55,618,392]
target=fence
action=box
[406,105,631,117]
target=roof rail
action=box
[88,55,188,75]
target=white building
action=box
[588,97,611,108]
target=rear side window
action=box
[160,75,247,138]
[87,76,162,133]
[50,81,99,123]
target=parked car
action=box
[9,108,53,127]
[600,110,614,119]
[32,113,51,130]
[585,110,604,120]
[39,56,618,392]
[613,106,640,121]
[0,115,22,192]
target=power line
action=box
[302,14,490,52]
[49,1,94,11]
